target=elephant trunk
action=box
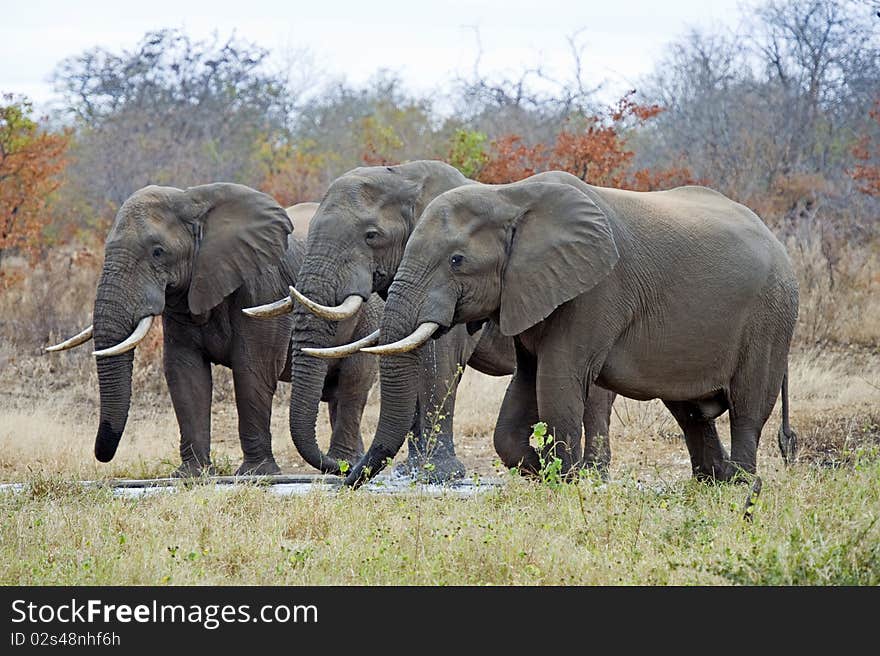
[92,254,141,462]
[289,345,342,474]
[345,284,422,486]
[288,257,345,474]
[94,351,135,462]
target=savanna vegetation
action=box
[1,0,879,584]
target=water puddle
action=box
[0,473,505,498]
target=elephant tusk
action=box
[302,330,381,359]
[289,287,363,321]
[242,296,293,318]
[92,316,156,357]
[45,325,94,352]
[360,322,439,356]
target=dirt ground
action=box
[1,342,878,484]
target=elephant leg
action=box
[535,376,585,476]
[398,334,467,482]
[325,352,374,466]
[726,335,788,480]
[164,342,214,477]
[727,379,780,482]
[493,343,541,473]
[399,382,465,482]
[494,372,540,474]
[231,367,281,476]
[663,400,732,481]
[530,341,589,475]
[582,386,616,476]
[728,416,761,481]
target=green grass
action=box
[3,458,878,585]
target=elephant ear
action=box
[497,181,619,336]
[396,160,471,214]
[178,183,292,316]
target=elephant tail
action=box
[776,366,798,465]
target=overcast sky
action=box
[1,0,754,109]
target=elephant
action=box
[46,184,380,476]
[244,160,618,480]
[342,171,799,487]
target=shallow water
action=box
[0,473,506,498]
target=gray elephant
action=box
[245,161,618,480]
[47,184,379,476]
[343,172,799,486]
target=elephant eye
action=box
[152,246,165,259]
[450,254,464,269]
[365,229,381,243]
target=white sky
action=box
[1,0,753,110]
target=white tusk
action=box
[289,287,363,321]
[242,296,293,318]
[45,325,94,352]
[92,316,156,357]
[302,330,381,359]
[361,322,439,355]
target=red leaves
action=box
[477,135,547,184]
[0,96,70,285]
[477,91,694,190]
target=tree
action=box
[446,129,489,179]
[52,29,295,228]
[476,92,694,190]
[851,99,880,195]
[291,72,444,177]
[638,0,880,206]
[256,138,329,207]
[451,27,601,146]
[0,95,69,274]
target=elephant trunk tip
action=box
[94,420,123,462]
[343,443,396,488]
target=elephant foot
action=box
[171,460,216,478]
[693,460,748,484]
[393,454,466,484]
[235,458,281,476]
[578,460,610,482]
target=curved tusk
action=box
[92,316,156,358]
[289,287,363,321]
[45,325,94,352]
[302,329,381,359]
[242,296,293,318]
[361,322,439,356]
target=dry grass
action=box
[2,461,878,585]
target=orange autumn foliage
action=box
[0,96,69,274]
[258,147,327,208]
[478,91,696,191]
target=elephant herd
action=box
[47,160,799,487]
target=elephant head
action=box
[47,183,291,462]
[244,160,470,474]
[344,178,620,485]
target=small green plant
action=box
[531,422,564,489]
[337,460,350,475]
